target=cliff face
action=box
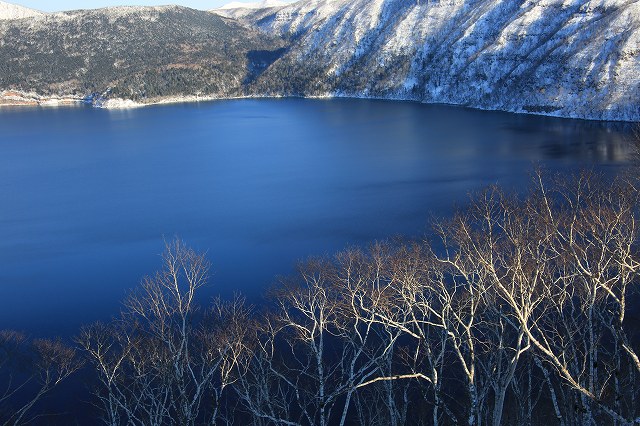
[230,0,640,121]
[1,0,639,121]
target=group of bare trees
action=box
[77,240,253,426]
[2,170,640,425]
[73,171,640,425]
[231,173,639,426]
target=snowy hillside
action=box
[0,5,283,102]
[234,0,640,121]
[218,0,287,11]
[214,0,288,20]
[0,0,638,120]
[0,0,42,20]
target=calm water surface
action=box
[0,99,633,336]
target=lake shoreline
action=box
[1,90,638,124]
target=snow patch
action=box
[97,98,144,109]
[218,0,287,10]
[0,0,43,20]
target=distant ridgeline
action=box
[0,0,639,120]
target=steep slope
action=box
[0,0,42,20]
[237,0,640,121]
[0,5,284,104]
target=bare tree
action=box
[434,173,640,425]
[78,239,252,425]
[371,243,452,425]
[431,187,537,426]
[238,245,441,425]
[0,330,81,426]
[524,173,640,424]
[237,252,394,426]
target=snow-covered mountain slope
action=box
[235,0,640,121]
[214,0,288,20]
[0,5,283,101]
[0,0,43,20]
[1,0,638,120]
[218,0,287,11]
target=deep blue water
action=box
[0,98,633,337]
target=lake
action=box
[0,98,633,337]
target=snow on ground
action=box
[0,0,43,20]
[245,0,640,121]
[218,0,288,10]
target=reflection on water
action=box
[0,99,634,336]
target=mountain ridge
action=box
[0,0,638,121]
